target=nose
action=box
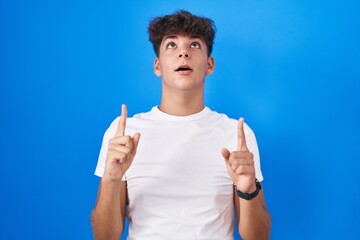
[178,42,190,58]
[179,53,189,58]
[178,49,189,58]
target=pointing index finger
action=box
[237,117,248,151]
[115,104,127,137]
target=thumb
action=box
[221,148,231,162]
[132,133,141,154]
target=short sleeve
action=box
[94,117,119,177]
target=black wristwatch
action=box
[235,179,262,200]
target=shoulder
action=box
[207,108,239,129]
[207,108,257,139]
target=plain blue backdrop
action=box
[1,0,359,239]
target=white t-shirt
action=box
[95,106,263,240]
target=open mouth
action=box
[175,65,193,72]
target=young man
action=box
[91,10,271,240]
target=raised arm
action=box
[91,104,141,240]
[221,118,271,239]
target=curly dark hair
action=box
[148,10,216,57]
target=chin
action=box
[163,77,204,91]
[174,82,204,91]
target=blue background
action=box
[1,0,359,239]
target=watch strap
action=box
[235,178,262,200]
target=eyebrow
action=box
[163,35,177,42]
[163,35,203,42]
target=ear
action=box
[154,58,162,77]
[206,56,215,76]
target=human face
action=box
[154,35,214,91]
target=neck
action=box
[159,88,205,116]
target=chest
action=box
[125,122,235,199]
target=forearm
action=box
[237,192,271,240]
[91,177,125,240]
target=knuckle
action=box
[235,166,244,174]
[123,147,132,154]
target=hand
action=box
[104,104,141,181]
[221,118,256,193]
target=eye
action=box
[166,42,177,49]
[190,42,201,49]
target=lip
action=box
[175,64,193,75]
